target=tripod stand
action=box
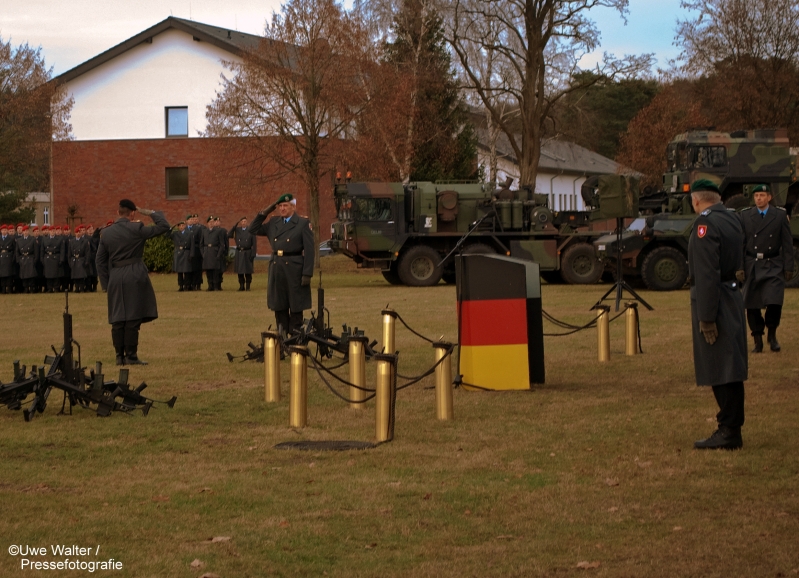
[593,217,653,312]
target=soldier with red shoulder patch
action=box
[687,179,748,450]
[736,184,794,353]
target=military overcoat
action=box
[0,235,15,277]
[41,236,64,279]
[172,229,193,273]
[688,203,748,386]
[189,225,205,273]
[249,211,314,312]
[230,226,257,274]
[201,226,226,270]
[15,236,38,280]
[739,206,794,308]
[69,236,90,279]
[96,212,170,324]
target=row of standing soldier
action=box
[170,215,257,292]
[0,223,101,294]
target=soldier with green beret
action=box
[688,179,748,449]
[736,184,794,352]
[249,193,314,335]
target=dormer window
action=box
[165,107,188,137]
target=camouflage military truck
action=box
[594,128,799,290]
[330,180,613,286]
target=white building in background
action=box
[476,128,627,211]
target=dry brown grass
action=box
[1,256,798,577]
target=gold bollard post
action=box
[263,331,281,402]
[381,309,397,354]
[433,342,453,421]
[374,353,396,442]
[348,336,368,409]
[289,346,308,428]
[596,305,611,362]
[625,302,640,356]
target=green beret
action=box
[752,184,770,194]
[185,214,193,220]
[690,179,720,193]
[277,193,295,204]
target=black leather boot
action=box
[767,327,781,352]
[751,334,763,353]
[694,425,743,450]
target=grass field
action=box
[1,256,798,577]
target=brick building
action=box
[51,17,336,247]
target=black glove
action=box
[301,275,311,287]
[699,321,718,345]
[785,270,794,282]
[735,270,745,284]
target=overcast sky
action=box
[0,0,688,77]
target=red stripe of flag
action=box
[459,298,528,346]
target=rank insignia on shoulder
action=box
[697,225,708,238]
[700,209,710,216]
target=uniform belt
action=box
[689,274,737,286]
[275,250,303,257]
[206,244,214,247]
[747,251,779,260]
[112,258,142,268]
[236,246,252,251]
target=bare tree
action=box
[206,0,364,266]
[676,0,799,138]
[445,0,651,192]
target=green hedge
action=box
[143,232,174,273]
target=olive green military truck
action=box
[594,128,799,291]
[330,181,613,286]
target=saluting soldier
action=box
[229,217,257,291]
[0,224,16,294]
[201,216,226,291]
[736,184,795,352]
[171,221,192,291]
[249,193,314,335]
[688,179,748,450]
[15,226,38,293]
[96,199,170,365]
[41,225,64,293]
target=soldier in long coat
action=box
[41,226,65,292]
[187,214,205,291]
[85,225,99,292]
[96,199,170,365]
[171,221,193,291]
[737,185,795,352]
[215,217,229,290]
[688,180,748,450]
[0,225,16,294]
[69,225,91,293]
[60,225,72,292]
[200,216,225,291]
[229,217,257,291]
[15,226,38,293]
[249,193,314,335]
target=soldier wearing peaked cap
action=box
[171,221,192,291]
[736,184,794,353]
[96,199,170,366]
[229,216,257,291]
[249,193,314,335]
[201,216,226,291]
[687,179,748,450]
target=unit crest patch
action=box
[697,225,708,238]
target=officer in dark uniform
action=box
[229,217,257,291]
[736,184,794,352]
[201,216,226,291]
[16,225,38,293]
[0,224,16,294]
[33,226,44,292]
[171,221,192,291]
[215,217,229,290]
[188,214,204,291]
[96,199,170,365]
[249,193,314,335]
[69,225,90,293]
[85,225,99,292]
[41,225,64,292]
[688,179,748,450]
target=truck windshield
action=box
[353,198,392,221]
[626,218,646,232]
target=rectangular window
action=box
[165,167,189,199]
[165,107,188,137]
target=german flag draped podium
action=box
[456,255,545,389]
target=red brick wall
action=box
[52,137,338,251]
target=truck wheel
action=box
[382,265,402,285]
[398,245,443,286]
[560,243,603,284]
[641,246,688,291]
[788,244,799,288]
